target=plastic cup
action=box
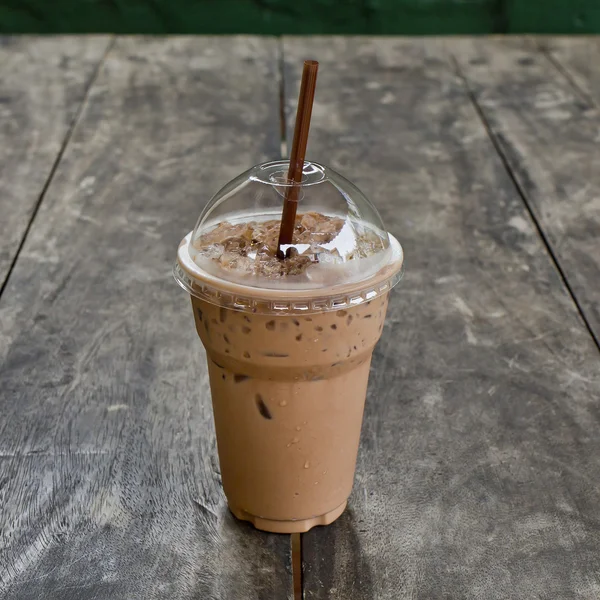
[174,160,403,533]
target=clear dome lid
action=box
[174,160,403,313]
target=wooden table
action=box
[1,36,599,600]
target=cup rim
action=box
[174,231,404,313]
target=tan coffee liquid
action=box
[184,211,396,532]
[191,293,388,533]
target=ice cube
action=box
[317,251,343,265]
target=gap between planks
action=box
[537,41,598,109]
[0,36,116,299]
[278,38,289,159]
[292,532,303,600]
[450,52,600,354]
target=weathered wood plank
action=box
[452,37,600,346]
[283,37,600,599]
[541,37,600,107]
[0,36,292,599]
[0,35,112,291]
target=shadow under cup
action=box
[191,293,389,533]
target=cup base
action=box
[229,500,348,533]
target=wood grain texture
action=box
[0,35,112,291]
[0,36,292,599]
[542,37,600,106]
[283,37,600,599]
[452,37,600,346]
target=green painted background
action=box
[1,0,599,34]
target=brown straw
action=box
[277,60,319,256]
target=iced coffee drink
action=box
[174,160,403,533]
